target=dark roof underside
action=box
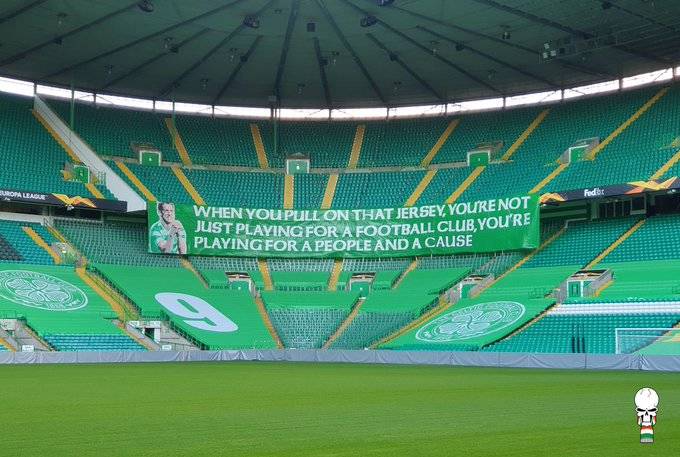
[1,0,679,108]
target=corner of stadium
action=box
[1,0,679,455]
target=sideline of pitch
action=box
[1,349,680,371]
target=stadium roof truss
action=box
[0,0,679,110]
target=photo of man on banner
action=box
[149,202,187,254]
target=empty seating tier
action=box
[330,292,437,349]
[56,218,181,268]
[0,93,102,198]
[0,264,142,351]
[94,264,276,349]
[0,220,56,265]
[485,312,680,354]
[51,100,179,162]
[262,291,358,349]
[600,214,680,263]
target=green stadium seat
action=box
[0,220,56,265]
[0,263,144,351]
[55,218,181,268]
[262,291,359,348]
[50,99,179,162]
[0,93,106,199]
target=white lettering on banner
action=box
[583,188,605,198]
[154,292,238,333]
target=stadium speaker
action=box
[307,22,316,32]
[360,15,378,27]
[377,0,395,5]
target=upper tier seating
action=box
[433,106,541,164]
[260,121,356,168]
[0,94,103,198]
[24,82,677,212]
[114,162,191,204]
[548,86,680,191]
[358,117,451,167]
[294,174,328,209]
[0,263,143,351]
[55,218,181,268]
[417,167,473,205]
[0,220,56,265]
[333,171,425,208]
[459,87,658,201]
[175,115,259,167]
[51,100,179,162]
[186,169,283,208]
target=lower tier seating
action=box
[0,264,142,351]
[0,220,57,265]
[262,291,358,349]
[330,312,415,349]
[485,312,680,354]
[56,218,181,268]
[330,292,437,349]
[397,267,470,294]
[600,213,680,263]
[566,260,680,304]
[523,217,639,268]
[383,265,577,351]
[43,334,145,352]
[95,264,276,349]
[271,271,330,291]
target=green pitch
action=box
[1,362,678,456]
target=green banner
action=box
[147,195,540,258]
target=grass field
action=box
[1,362,678,456]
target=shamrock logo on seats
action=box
[0,270,87,311]
[416,301,525,342]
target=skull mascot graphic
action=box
[634,387,658,444]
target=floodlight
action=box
[360,15,378,27]
[243,16,260,29]
[138,0,154,13]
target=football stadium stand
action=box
[0,93,107,199]
[0,220,57,265]
[55,218,181,268]
[261,121,357,168]
[174,115,260,167]
[3,76,680,355]
[262,291,359,349]
[92,264,276,349]
[458,86,659,201]
[0,264,144,351]
[50,100,180,162]
[485,310,680,354]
